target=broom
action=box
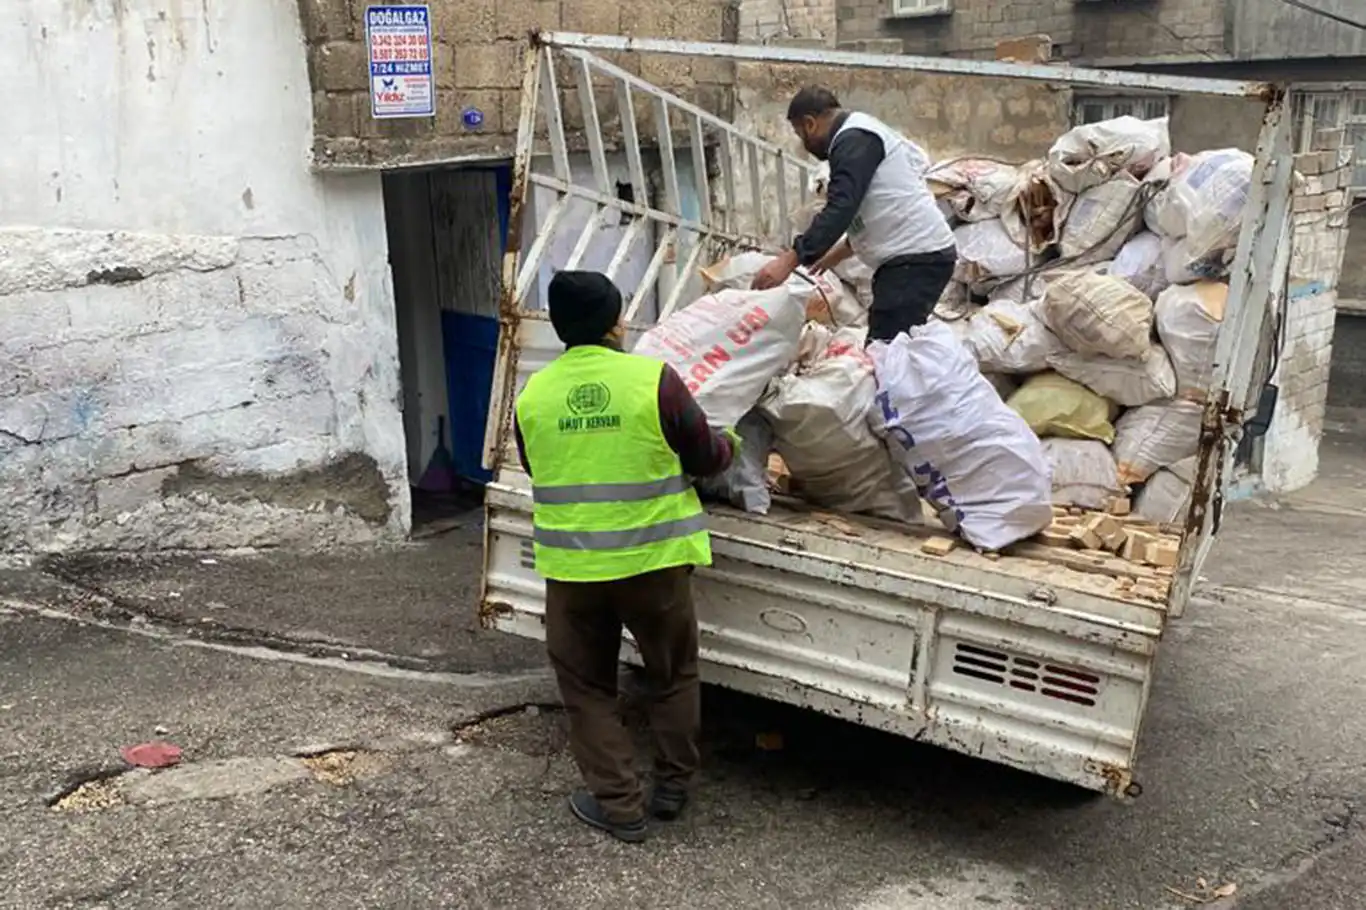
[417,416,457,493]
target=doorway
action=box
[383,165,511,535]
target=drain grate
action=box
[951,642,1101,708]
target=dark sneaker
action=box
[567,790,648,843]
[649,782,689,821]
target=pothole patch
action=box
[301,749,388,787]
[50,776,127,813]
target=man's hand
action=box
[810,238,853,275]
[751,250,800,291]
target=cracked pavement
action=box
[4,417,1366,908]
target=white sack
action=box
[1141,153,1192,236]
[962,299,1068,374]
[761,337,922,524]
[1040,270,1155,360]
[1151,149,1254,279]
[1113,399,1204,485]
[1134,455,1199,523]
[634,286,806,429]
[1110,231,1170,299]
[926,158,1022,222]
[1059,173,1144,263]
[1048,116,1171,194]
[1046,344,1177,407]
[699,251,865,328]
[869,323,1054,550]
[1042,439,1124,510]
[1155,281,1228,397]
[953,219,1029,292]
[695,410,775,514]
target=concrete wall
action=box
[2,1,407,554]
[302,0,740,169]
[836,0,1228,63]
[1231,0,1366,60]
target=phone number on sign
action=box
[370,33,427,46]
[371,46,430,62]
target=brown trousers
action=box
[545,565,701,823]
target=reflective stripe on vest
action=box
[532,474,691,505]
[533,513,709,550]
[514,345,712,583]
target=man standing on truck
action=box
[513,270,737,843]
[752,85,957,341]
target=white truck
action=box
[478,33,1297,797]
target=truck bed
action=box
[712,496,1177,612]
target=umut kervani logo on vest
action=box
[559,382,622,432]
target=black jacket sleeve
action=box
[793,127,886,266]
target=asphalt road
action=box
[3,422,1366,909]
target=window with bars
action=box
[1073,95,1171,126]
[888,0,951,17]
[1291,91,1366,195]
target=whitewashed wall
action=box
[1,0,408,553]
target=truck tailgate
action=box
[484,480,1163,794]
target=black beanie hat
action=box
[548,270,624,346]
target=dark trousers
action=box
[544,565,701,823]
[867,246,958,343]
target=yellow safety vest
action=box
[514,345,712,582]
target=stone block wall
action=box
[300,0,740,169]
[738,0,837,46]
[731,59,1071,240]
[836,0,1228,63]
[1261,130,1354,493]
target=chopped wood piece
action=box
[1036,529,1073,547]
[1146,538,1179,568]
[983,551,1001,561]
[921,537,957,557]
[1069,524,1102,550]
[1006,542,1163,581]
[1122,529,1156,562]
[1108,497,1132,516]
[1088,515,1126,552]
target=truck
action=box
[478,31,1300,797]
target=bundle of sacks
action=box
[628,115,1245,547]
[926,115,1247,524]
[632,250,1054,551]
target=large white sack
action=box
[1040,270,1155,360]
[963,299,1067,374]
[1048,116,1171,194]
[1155,281,1229,398]
[1113,399,1204,485]
[1151,149,1254,278]
[1046,343,1177,407]
[761,335,922,524]
[953,219,1030,292]
[869,323,1054,550]
[695,410,775,514]
[926,158,1022,222]
[1110,231,1170,299]
[1059,173,1144,263]
[699,251,865,328]
[634,286,806,428]
[1042,439,1125,510]
[1134,455,1199,523]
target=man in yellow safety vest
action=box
[513,270,737,842]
